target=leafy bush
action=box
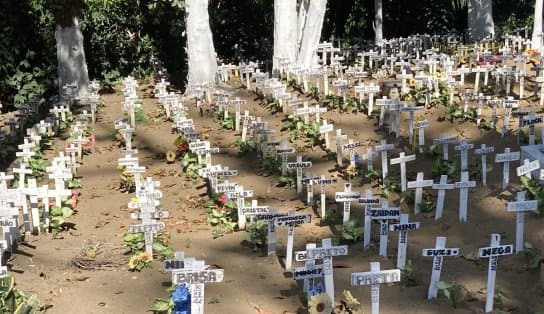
[246,220,269,250]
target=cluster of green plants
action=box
[0,276,39,313]
[280,115,322,146]
[123,231,174,263]
[320,95,362,113]
[278,171,297,189]
[436,280,467,308]
[431,158,457,178]
[338,218,364,243]
[47,203,74,235]
[206,194,238,239]
[522,242,542,270]
[520,176,544,207]
[262,152,281,175]
[232,138,256,156]
[181,152,202,184]
[401,191,435,213]
[246,220,268,251]
[400,261,418,287]
[134,107,147,124]
[264,99,282,114]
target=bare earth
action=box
[7,74,544,314]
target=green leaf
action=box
[61,207,74,218]
[152,298,172,312]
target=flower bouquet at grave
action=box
[123,231,174,260]
[117,166,136,192]
[206,194,237,238]
[0,277,39,313]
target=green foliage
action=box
[522,242,542,270]
[340,218,363,243]
[246,220,268,249]
[122,232,174,260]
[152,298,173,314]
[134,107,147,124]
[262,152,281,175]
[49,205,74,234]
[181,152,202,183]
[436,280,466,308]
[278,171,297,189]
[401,261,418,287]
[206,196,237,238]
[423,144,441,157]
[232,138,256,156]
[0,276,39,314]
[520,176,544,208]
[265,99,282,114]
[218,115,235,130]
[431,158,457,178]
[319,208,342,226]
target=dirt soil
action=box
[5,72,544,314]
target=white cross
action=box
[333,129,348,166]
[432,175,454,220]
[506,191,538,252]
[390,152,416,192]
[477,234,513,313]
[374,140,394,183]
[406,172,433,214]
[454,139,474,171]
[350,262,400,314]
[359,189,380,250]
[474,144,495,185]
[273,212,311,270]
[335,183,360,225]
[319,120,334,149]
[421,236,460,299]
[454,171,476,222]
[389,213,420,268]
[432,134,457,160]
[494,147,520,189]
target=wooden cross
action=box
[293,243,321,300]
[478,234,514,313]
[474,144,495,185]
[319,120,334,149]
[432,134,457,161]
[350,262,400,314]
[506,191,538,252]
[516,159,540,179]
[342,139,364,167]
[495,147,520,189]
[390,214,420,268]
[407,172,433,214]
[334,183,360,225]
[254,211,285,256]
[454,171,476,222]
[390,152,416,192]
[226,186,253,230]
[421,237,460,299]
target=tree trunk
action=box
[297,0,310,54]
[185,0,217,89]
[297,0,327,70]
[532,0,543,51]
[374,0,383,43]
[272,0,298,72]
[468,0,494,41]
[55,17,89,98]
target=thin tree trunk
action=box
[533,0,543,51]
[185,0,217,89]
[374,0,383,43]
[55,17,89,98]
[468,0,494,41]
[297,0,327,70]
[273,0,298,72]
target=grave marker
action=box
[421,237,460,299]
[506,191,538,252]
[375,140,394,183]
[454,139,474,171]
[432,135,457,160]
[432,175,454,220]
[390,152,416,192]
[359,189,380,250]
[286,156,312,194]
[367,201,401,257]
[351,262,401,314]
[390,214,420,268]
[478,234,514,313]
[454,171,476,222]
[406,172,433,214]
[335,183,361,225]
[274,213,311,270]
[495,148,520,189]
[474,144,495,185]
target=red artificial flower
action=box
[218,195,227,205]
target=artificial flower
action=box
[308,293,332,314]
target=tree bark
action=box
[272,0,298,72]
[185,0,218,89]
[532,0,543,51]
[297,0,327,70]
[374,0,383,43]
[468,0,494,41]
[55,17,89,98]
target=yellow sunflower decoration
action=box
[341,290,361,311]
[308,293,333,314]
[166,150,177,163]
